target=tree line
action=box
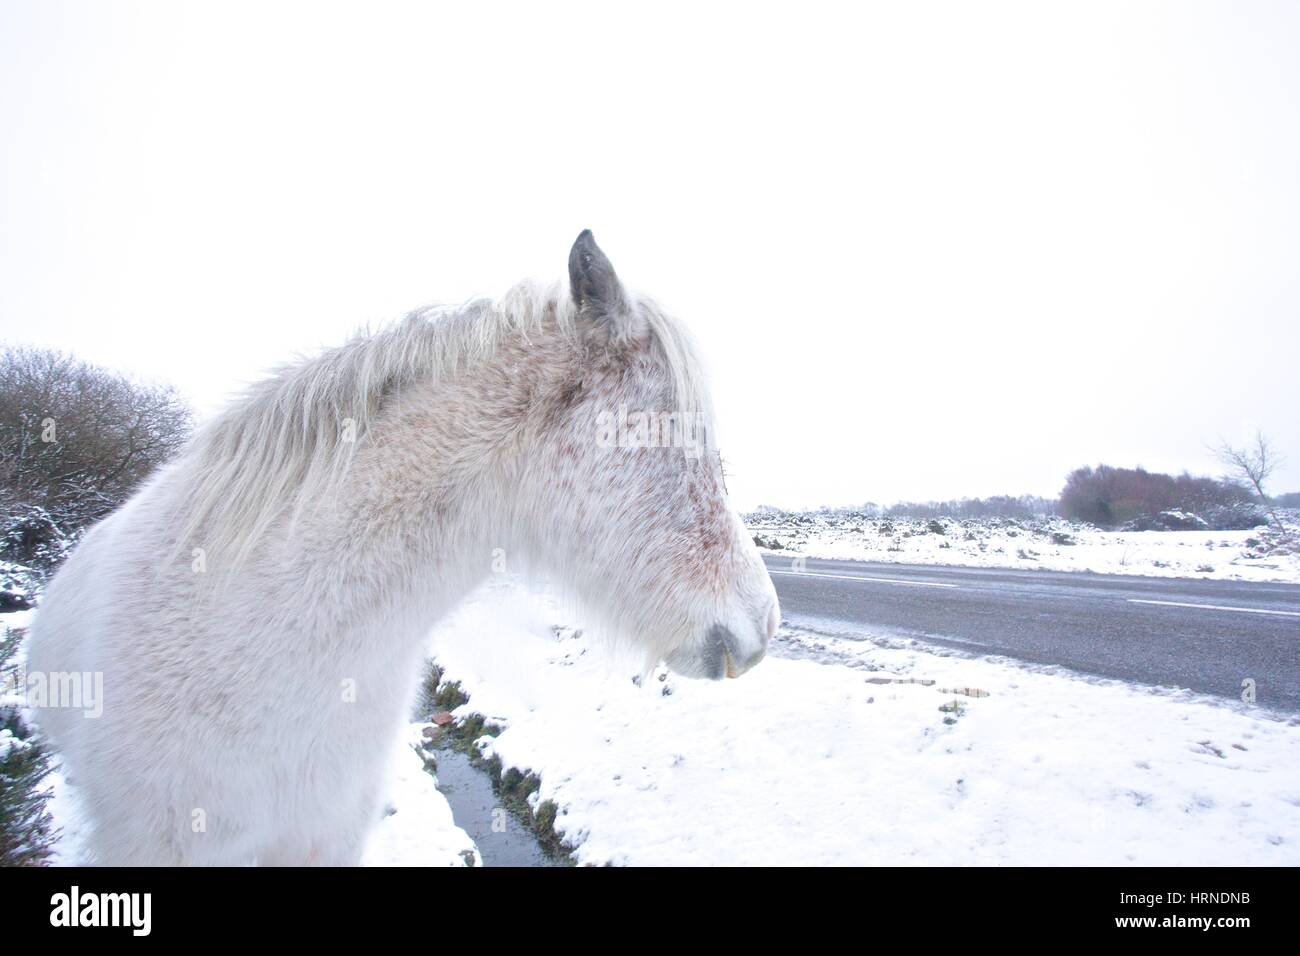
[753,443,1290,531]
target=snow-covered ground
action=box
[746,514,1300,584]
[426,580,1300,866]
[10,575,1300,867]
[358,724,479,867]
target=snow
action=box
[746,515,1300,583]
[43,768,89,866]
[11,568,1300,867]
[0,727,28,759]
[427,579,1300,866]
[360,724,479,867]
[0,606,33,633]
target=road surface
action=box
[763,554,1300,712]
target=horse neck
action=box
[314,331,571,626]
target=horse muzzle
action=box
[665,599,778,680]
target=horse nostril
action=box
[715,623,765,677]
[665,623,768,681]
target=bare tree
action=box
[0,346,194,534]
[1214,431,1285,529]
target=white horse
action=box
[27,232,778,865]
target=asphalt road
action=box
[763,554,1300,713]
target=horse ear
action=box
[568,230,628,317]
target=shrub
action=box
[1,627,57,866]
[0,346,193,534]
[1059,465,1253,529]
[0,506,69,572]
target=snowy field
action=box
[420,580,1300,866]
[9,578,1300,867]
[746,514,1300,584]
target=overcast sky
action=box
[2,1,1297,510]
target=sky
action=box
[1,0,1297,510]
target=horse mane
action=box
[171,279,712,567]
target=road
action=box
[763,554,1300,712]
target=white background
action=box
[2,0,1297,508]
